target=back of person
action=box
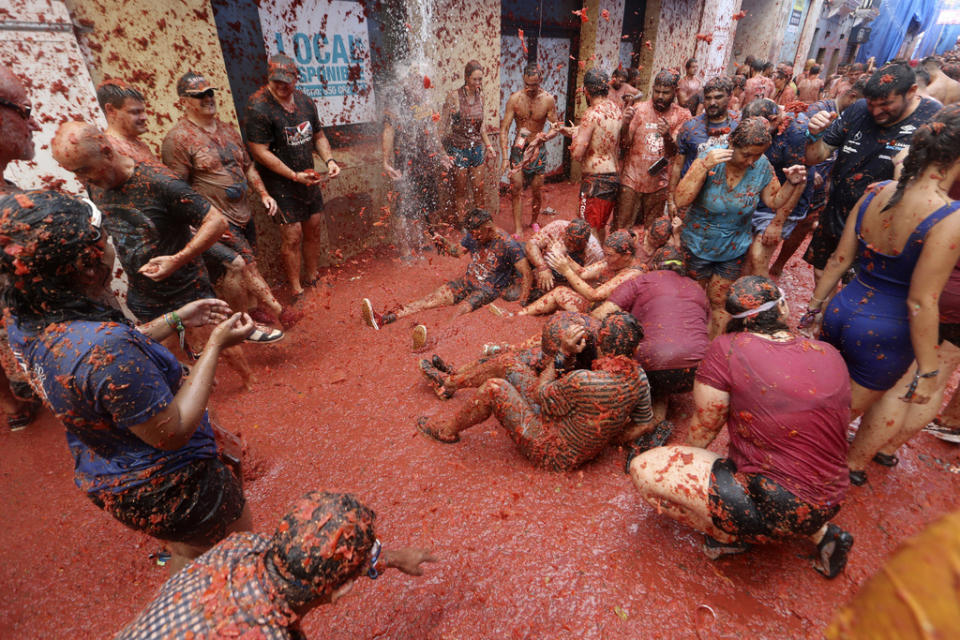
[609,270,709,371]
[699,332,850,506]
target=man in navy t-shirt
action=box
[803,62,941,278]
[360,208,532,330]
[669,76,742,207]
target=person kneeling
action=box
[628,276,854,578]
[417,312,655,471]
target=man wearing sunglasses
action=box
[0,64,43,431]
[163,72,295,334]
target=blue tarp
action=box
[856,0,940,63]
[916,21,960,57]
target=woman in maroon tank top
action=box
[442,60,496,222]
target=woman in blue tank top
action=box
[805,105,960,485]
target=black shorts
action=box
[89,456,245,546]
[447,278,500,311]
[940,322,960,347]
[272,182,324,225]
[803,221,840,271]
[203,222,256,283]
[645,366,697,395]
[707,457,839,543]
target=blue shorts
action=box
[752,209,806,239]
[682,244,745,282]
[448,144,484,168]
[523,145,547,176]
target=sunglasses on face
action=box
[187,89,215,100]
[0,97,31,120]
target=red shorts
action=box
[578,173,620,230]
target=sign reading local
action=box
[259,0,376,125]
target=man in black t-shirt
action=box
[244,54,341,299]
[803,62,941,279]
[51,121,228,320]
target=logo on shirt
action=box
[283,120,313,147]
[898,124,917,136]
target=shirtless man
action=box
[921,57,960,105]
[544,69,621,241]
[97,80,157,164]
[609,68,639,109]
[677,58,702,113]
[796,64,825,102]
[829,63,864,99]
[744,59,775,103]
[500,63,560,236]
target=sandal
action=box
[7,399,40,432]
[923,419,960,443]
[872,452,899,467]
[416,416,459,443]
[702,535,751,560]
[245,325,285,344]
[814,523,854,579]
[419,360,454,399]
[849,469,867,486]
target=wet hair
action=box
[0,191,125,331]
[685,57,697,71]
[604,230,635,256]
[744,55,756,65]
[540,311,599,358]
[732,74,746,90]
[648,216,672,247]
[864,62,915,99]
[775,68,791,81]
[749,59,766,73]
[96,80,145,111]
[655,244,685,274]
[943,62,960,81]
[463,208,493,230]
[597,311,642,357]
[265,491,376,606]
[763,62,775,72]
[612,67,628,81]
[724,275,788,335]
[703,76,732,96]
[916,66,931,85]
[811,64,821,74]
[848,76,868,97]
[583,69,609,97]
[850,63,866,74]
[563,218,592,248]
[729,117,772,149]
[464,60,482,82]
[742,98,778,119]
[626,68,640,83]
[522,63,541,78]
[653,69,679,88]
[885,104,960,210]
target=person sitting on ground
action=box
[361,208,532,329]
[0,191,255,575]
[628,276,853,579]
[518,230,643,316]
[115,490,435,639]
[675,117,806,337]
[523,217,603,303]
[418,311,599,400]
[163,71,294,334]
[805,105,960,486]
[416,312,655,472]
[594,246,708,424]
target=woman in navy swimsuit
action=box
[806,105,960,485]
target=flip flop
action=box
[416,416,459,443]
[7,399,40,432]
[245,325,285,344]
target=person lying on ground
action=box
[628,276,853,579]
[418,311,599,400]
[0,191,256,575]
[517,230,643,316]
[416,312,655,472]
[115,490,435,639]
[593,245,708,425]
[361,208,532,329]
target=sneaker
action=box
[419,359,454,399]
[412,325,427,350]
[7,399,40,432]
[923,419,960,443]
[361,298,380,330]
[702,535,751,560]
[431,355,453,373]
[488,304,513,317]
[815,523,853,579]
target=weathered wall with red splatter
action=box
[729,0,793,70]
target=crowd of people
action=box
[2,28,960,636]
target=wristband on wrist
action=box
[903,368,940,399]
[805,128,824,143]
[164,311,190,356]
